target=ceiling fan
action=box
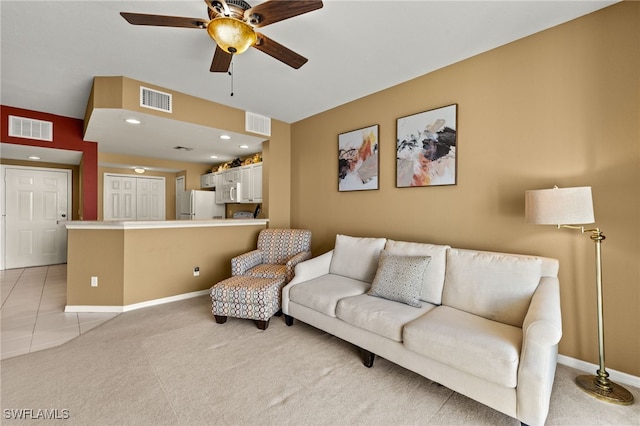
[120,0,323,72]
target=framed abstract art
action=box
[396,104,457,187]
[338,124,379,191]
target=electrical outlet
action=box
[193,267,200,277]
[91,276,98,287]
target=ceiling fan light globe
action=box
[207,17,256,55]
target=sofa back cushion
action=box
[442,249,543,327]
[384,240,450,305]
[329,234,387,282]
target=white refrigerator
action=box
[179,190,225,220]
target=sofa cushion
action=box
[385,240,450,305]
[329,234,387,283]
[442,249,542,327]
[404,306,522,388]
[288,274,370,317]
[367,251,431,308]
[337,294,435,342]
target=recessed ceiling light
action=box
[210,155,219,159]
[134,168,146,174]
[239,145,249,149]
[125,118,141,125]
[220,134,231,140]
[28,156,41,160]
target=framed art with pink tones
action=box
[396,104,457,187]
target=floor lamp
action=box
[525,186,634,405]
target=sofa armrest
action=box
[284,250,313,282]
[282,250,334,314]
[231,249,263,276]
[517,276,562,426]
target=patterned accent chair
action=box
[231,228,312,283]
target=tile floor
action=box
[1,264,118,360]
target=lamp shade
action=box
[525,186,595,225]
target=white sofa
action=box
[282,235,562,426]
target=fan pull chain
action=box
[229,60,234,97]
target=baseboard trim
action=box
[65,289,210,313]
[557,354,640,388]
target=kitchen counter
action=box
[65,218,268,230]
[64,219,268,312]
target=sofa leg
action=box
[214,315,227,324]
[274,309,283,317]
[284,315,294,326]
[361,349,375,368]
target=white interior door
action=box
[103,174,165,221]
[104,175,137,221]
[137,177,165,220]
[3,166,70,269]
[175,176,185,219]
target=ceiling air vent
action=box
[8,115,53,141]
[245,112,271,136]
[140,86,172,113]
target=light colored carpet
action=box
[1,296,638,425]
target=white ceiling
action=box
[1,0,618,167]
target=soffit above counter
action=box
[84,76,268,164]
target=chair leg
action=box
[255,319,270,330]
[214,315,227,324]
[273,309,283,317]
[284,315,294,326]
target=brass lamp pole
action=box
[525,186,634,405]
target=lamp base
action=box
[576,375,634,405]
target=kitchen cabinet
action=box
[221,168,241,184]
[240,163,262,203]
[200,172,217,189]
[215,173,224,204]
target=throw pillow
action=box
[384,240,450,305]
[329,234,387,282]
[368,251,431,308]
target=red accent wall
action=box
[1,105,98,219]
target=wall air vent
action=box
[140,86,172,113]
[8,115,53,141]
[245,112,271,136]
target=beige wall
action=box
[67,224,265,306]
[290,2,639,376]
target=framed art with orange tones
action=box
[338,124,379,192]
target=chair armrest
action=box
[231,249,263,276]
[284,250,313,282]
[282,250,334,314]
[517,276,563,426]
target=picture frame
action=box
[396,104,458,187]
[338,124,379,192]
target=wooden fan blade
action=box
[244,0,323,28]
[253,33,308,69]
[210,45,233,72]
[120,12,208,29]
